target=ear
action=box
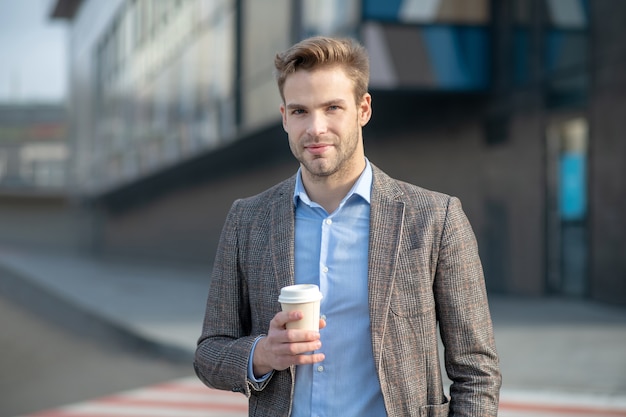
[359,93,372,127]
[280,103,288,132]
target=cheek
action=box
[286,129,299,146]
[285,119,306,137]
[282,113,289,132]
[287,136,301,157]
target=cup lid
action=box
[278,284,323,304]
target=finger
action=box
[282,330,320,345]
[270,310,303,329]
[285,310,304,323]
[293,352,325,366]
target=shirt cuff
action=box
[248,335,274,383]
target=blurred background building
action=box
[0,104,68,190]
[2,0,624,305]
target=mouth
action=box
[305,144,332,156]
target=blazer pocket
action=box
[419,401,450,417]
[389,249,435,317]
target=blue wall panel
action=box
[423,26,489,90]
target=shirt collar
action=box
[293,158,372,207]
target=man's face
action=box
[280,66,371,183]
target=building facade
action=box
[0,104,68,190]
[52,0,626,305]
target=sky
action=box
[0,0,67,103]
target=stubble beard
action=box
[297,128,361,183]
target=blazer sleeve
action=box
[193,199,259,397]
[434,196,502,416]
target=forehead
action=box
[283,66,355,101]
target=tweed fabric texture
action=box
[194,164,501,416]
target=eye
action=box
[327,105,340,111]
[291,108,306,115]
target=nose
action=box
[306,112,328,137]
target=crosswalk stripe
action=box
[498,402,626,417]
[18,377,248,417]
[498,391,626,417]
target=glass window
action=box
[241,0,290,129]
[363,0,489,24]
[546,0,588,29]
[543,0,588,107]
[302,0,359,37]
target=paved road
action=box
[1,245,626,416]
[0,293,193,417]
[3,288,626,416]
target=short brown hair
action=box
[274,36,370,103]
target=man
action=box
[195,36,501,416]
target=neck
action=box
[301,159,366,213]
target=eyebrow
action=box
[285,99,347,110]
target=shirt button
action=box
[325,218,332,225]
[317,365,324,372]
[321,314,326,321]
[322,266,328,273]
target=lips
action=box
[305,144,332,155]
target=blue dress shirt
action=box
[290,160,386,416]
[249,160,386,416]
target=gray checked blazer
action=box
[195,164,501,417]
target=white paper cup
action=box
[278,284,323,331]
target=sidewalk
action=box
[1,244,625,414]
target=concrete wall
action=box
[0,193,91,252]
[97,159,298,266]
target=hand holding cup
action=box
[278,284,323,331]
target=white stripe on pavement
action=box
[499,389,626,417]
[17,377,248,417]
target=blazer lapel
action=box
[270,177,297,295]
[268,177,298,390]
[368,166,405,366]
